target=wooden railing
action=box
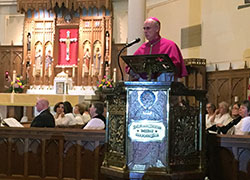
[0,127,105,180]
[207,134,250,180]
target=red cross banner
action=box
[58,29,78,65]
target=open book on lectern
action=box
[121,54,176,80]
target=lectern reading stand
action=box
[121,54,176,81]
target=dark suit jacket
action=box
[30,109,55,127]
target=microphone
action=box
[117,38,140,81]
[125,38,141,48]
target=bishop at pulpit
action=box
[101,54,207,180]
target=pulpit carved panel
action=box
[169,96,201,170]
[101,82,206,178]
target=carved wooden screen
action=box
[0,46,23,92]
[78,16,112,86]
[34,20,54,85]
[23,10,55,86]
[20,1,112,87]
[207,68,250,106]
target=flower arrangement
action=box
[6,75,26,93]
[97,75,113,90]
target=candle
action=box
[91,64,94,77]
[48,64,51,77]
[113,68,117,83]
[66,70,69,94]
[235,96,239,102]
[99,61,103,76]
[106,38,109,51]
[72,65,75,78]
[33,64,36,77]
[82,64,85,78]
[13,70,16,82]
[40,66,43,77]
[66,70,69,78]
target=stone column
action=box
[127,0,146,55]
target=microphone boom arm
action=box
[117,38,141,81]
[117,46,127,81]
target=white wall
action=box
[112,0,128,43]
[201,0,250,70]
[0,0,24,45]
[112,0,250,71]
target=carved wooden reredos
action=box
[18,0,112,86]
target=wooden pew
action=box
[0,127,105,180]
[207,134,250,180]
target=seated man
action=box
[83,102,105,130]
[30,98,55,127]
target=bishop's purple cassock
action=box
[128,36,187,80]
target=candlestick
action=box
[72,64,75,78]
[82,64,85,78]
[66,70,69,78]
[13,70,16,82]
[33,64,36,77]
[113,68,117,83]
[48,64,51,77]
[91,64,94,77]
[99,61,103,76]
[40,66,43,77]
[89,64,91,76]
[12,70,16,93]
[66,70,69,94]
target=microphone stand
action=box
[117,45,128,81]
[117,38,140,81]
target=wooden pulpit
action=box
[101,54,207,180]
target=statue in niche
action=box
[93,47,101,75]
[35,49,42,71]
[27,33,31,51]
[45,50,53,70]
[83,48,90,72]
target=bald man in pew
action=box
[30,98,55,127]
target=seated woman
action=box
[53,102,64,121]
[233,100,250,135]
[208,100,250,135]
[74,103,84,125]
[211,101,232,127]
[242,115,250,134]
[80,102,91,125]
[56,101,77,126]
[74,103,89,125]
[83,102,105,130]
[230,102,240,119]
[205,103,216,129]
